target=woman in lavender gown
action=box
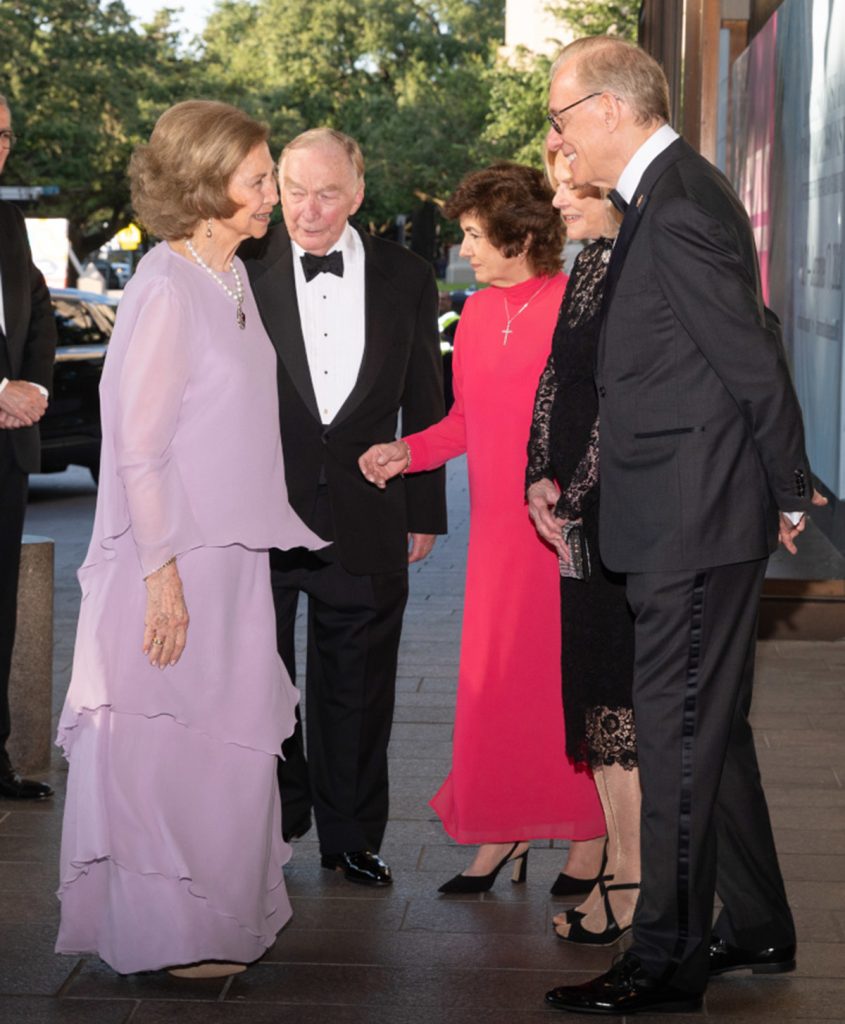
[55,101,324,977]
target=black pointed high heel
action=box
[438,842,529,894]
[556,874,640,946]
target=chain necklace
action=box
[501,278,551,345]
[185,240,246,330]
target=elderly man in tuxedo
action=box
[532,38,825,1014]
[242,128,446,886]
[0,94,57,800]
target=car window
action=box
[53,298,114,346]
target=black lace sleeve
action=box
[555,415,599,520]
[525,352,557,490]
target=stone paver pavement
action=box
[1,461,844,1022]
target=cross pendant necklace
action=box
[501,278,551,345]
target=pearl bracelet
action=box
[143,555,177,581]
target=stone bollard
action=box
[7,535,54,774]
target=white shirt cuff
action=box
[0,378,48,398]
[782,511,804,526]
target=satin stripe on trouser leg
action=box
[625,558,789,994]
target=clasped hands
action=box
[358,440,435,564]
[358,440,411,488]
[0,380,48,429]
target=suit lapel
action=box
[603,137,691,313]
[602,193,647,313]
[331,228,393,428]
[251,229,320,419]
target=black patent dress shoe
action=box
[0,769,53,801]
[321,849,393,886]
[545,952,703,1015]
[709,935,796,976]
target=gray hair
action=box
[551,36,670,126]
[280,127,365,182]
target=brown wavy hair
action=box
[129,100,269,240]
[443,162,563,276]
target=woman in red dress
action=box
[359,163,605,892]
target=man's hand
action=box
[408,533,436,564]
[0,380,48,426]
[359,441,410,489]
[0,410,26,429]
[778,490,828,555]
[527,478,566,552]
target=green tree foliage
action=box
[550,0,639,41]
[481,49,552,170]
[0,0,569,253]
[202,0,508,226]
[0,0,204,252]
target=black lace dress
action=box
[526,239,637,772]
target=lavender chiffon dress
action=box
[55,243,324,974]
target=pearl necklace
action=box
[501,278,551,345]
[185,239,246,329]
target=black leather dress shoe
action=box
[321,849,393,886]
[0,769,53,801]
[709,935,796,976]
[545,952,703,1015]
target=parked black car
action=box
[39,288,117,480]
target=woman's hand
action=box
[143,561,189,668]
[527,478,567,555]
[359,440,410,489]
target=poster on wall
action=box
[732,0,845,498]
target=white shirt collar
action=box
[616,123,679,203]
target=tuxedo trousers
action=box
[0,442,28,765]
[625,558,794,994]
[270,545,408,855]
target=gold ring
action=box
[152,638,164,646]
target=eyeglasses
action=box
[547,93,601,134]
[0,130,16,149]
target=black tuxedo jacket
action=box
[597,138,814,573]
[242,222,446,576]
[0,200,56,474]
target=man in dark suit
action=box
[540,38,824,1014]
[0,94,57,800]
[242,128,446,886]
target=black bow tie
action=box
[301,250,344,282]
[608,189,629,213]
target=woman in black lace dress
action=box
[526,150,640,946]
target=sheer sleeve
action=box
[113,280,201,577]
[525,352,557,490]
[555,415,600,520]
